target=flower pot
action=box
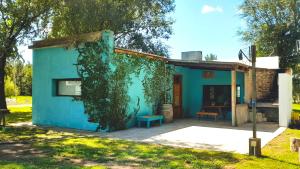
[162,104,173,123]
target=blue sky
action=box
[166,0,248,60]
[22,0,248,62]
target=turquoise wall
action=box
[175,66,245,118]
[32,31,153,131]
[32,47,97,130]
[32,47,153,130]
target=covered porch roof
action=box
[167,59,249,72]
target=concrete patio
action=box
[101,119,286,154]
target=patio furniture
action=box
[197,112,218,121]
[0,109,10,127]
[203,105,230,120]
[137,115,163,128]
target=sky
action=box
[166,0,248,61]
[21,0,248,63]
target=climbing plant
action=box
[142,60,174,113]
[76,39,173,131]
[76,41,111,131]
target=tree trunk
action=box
[0,53,7,109]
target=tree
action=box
[0,0,57,109]
[6,60,32,96]
[50,0,175,56]
[22,63,32,96]
[4,76,19,98]
[239,0,300,69]
[205,53,217,61]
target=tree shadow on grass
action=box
[6,107,32,124]
[0,157,105,169]
[1,127,246,169]
[35,136,245,169]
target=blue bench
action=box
[137,115,163,128]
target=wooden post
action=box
[231,70,237,126]
[244,70,252,104]
[251,45,257,138]
[290,137,300,152]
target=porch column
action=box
[231,70,237,126]
[244,69,252,104]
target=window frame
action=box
[203,85,242,106]
[55,78,82,97]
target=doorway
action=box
[173,75,183,118]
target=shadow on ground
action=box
[0,126,246,169]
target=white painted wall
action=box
[278,73,293,127]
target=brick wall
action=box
[256,69,278,102]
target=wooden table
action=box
[202,105,230,119]
[197,112,218,121]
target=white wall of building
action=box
[256,56,279,69]
[278,73,293,127]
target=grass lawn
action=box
[293,104,300,112]
[0,126,299,168]
[0,105,299,168]
[234,129,300,169]
[4,96,32,124]
[6,105,32,124]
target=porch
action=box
[101,119,285,154]
[169,59,251,126]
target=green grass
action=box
[0,125,299,169]
[234,129,300,169]
[6,105,32,124]
[0,127,247,169]
[293,104,300,112]
[1,105,300,168]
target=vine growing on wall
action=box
[142,60,174,113]
[76,39,173,131]
[76,41,111,131]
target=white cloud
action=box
[201,5,223,14]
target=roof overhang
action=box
[28,31,102,49]
[167,59,249,71]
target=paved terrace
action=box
[101,119,286,154]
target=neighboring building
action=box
[29,30,293,131]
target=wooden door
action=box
[173,75,182,118]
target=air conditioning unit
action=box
[297,40,300,52]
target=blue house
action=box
[30,30,251,131]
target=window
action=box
[237,86,241,102]
[56,79,81,96]
[203,85,241,106]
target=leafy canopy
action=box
[0,0,58,57]
[0,0,58,109]
[51,0,175,56]
[205,53,217,61]
[239,0,300,69]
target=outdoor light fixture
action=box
[238,49,250,61]
[238,45,261,157]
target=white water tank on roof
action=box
[181,51,202,61]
